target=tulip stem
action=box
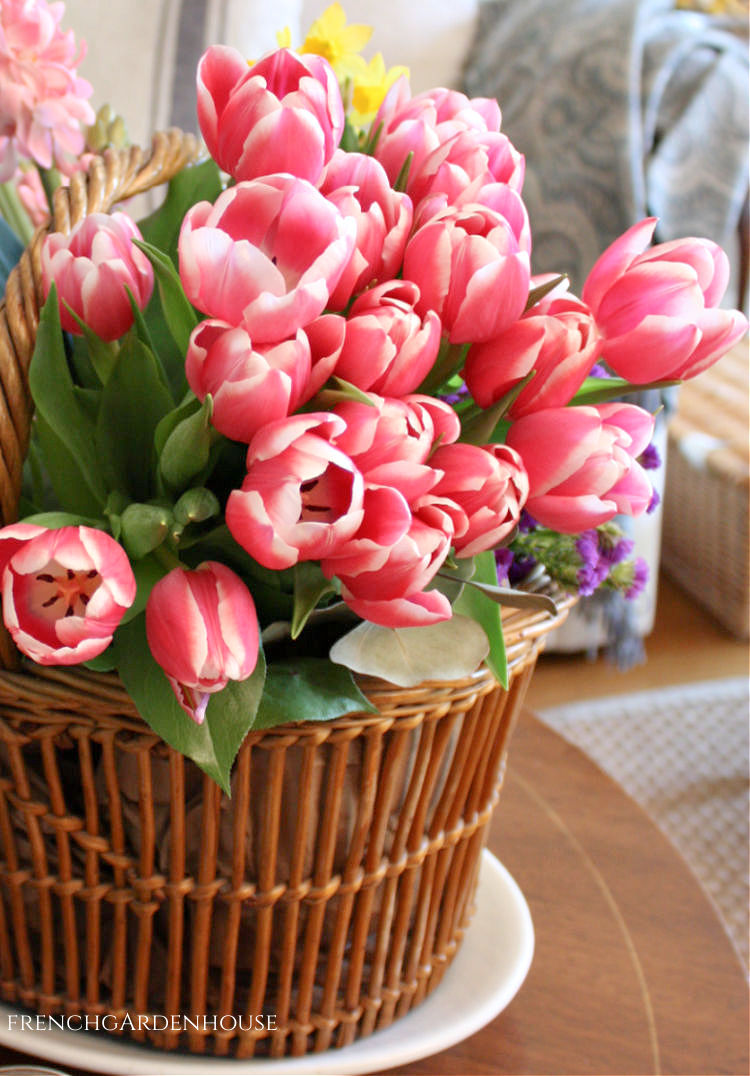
[152,545,183,572]
[0,181,34,245]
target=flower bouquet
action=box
[0,0,745,1059]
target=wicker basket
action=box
[0,135,572,1059]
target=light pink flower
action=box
[196,45,344,184]
[145,561,259,725]
[0,523,135,665]
[185,319,312,443]
[41,211,154,340]
[582,218,748,381]
[403,204,530,344]
[333,281,441,396]
[225,413,366,570]
[430,442,529,557]
[14,165,48,225]
[505,403,655,533]
[0,0,94,180]
[178,176,356,345]
[465,283,601,415]
[319,150,413,308]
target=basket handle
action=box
[0,128,200,668]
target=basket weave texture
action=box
[0,136,572,1058]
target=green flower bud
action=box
[120,502,173,559]
[173,487,220,526]
[159,395,216,493]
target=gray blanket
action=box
[462,0,749,302]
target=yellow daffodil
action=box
[349,53,410,126]
[275,26,293,48]
[299,3,372,69]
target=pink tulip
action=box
[505,403,655,533]
[319,150,413,308]
[333,281,441,396]
[465,285,601,415]
[403,204,530,344]
[373,78,503,190]
[407,129,524,211]
[225,413,366,570]
[323,501,455,627]
[196,45,344,184]
[41,212,154,340]
[178,176,356,345]
[430,442,529,557]
[185,319,311,443]
[582,218,748,381]
[414,178,531,250]
[0,524,136,665]
[145,561,259,724]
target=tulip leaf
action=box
[96,336,174,501]
[138,158,223,264]
[329,615,490,688]
[19,511,102,529]
[115,614,266,795]
[291,563,337,639]
[29,289,108,511]
[460,371,534,445]
[452,551,507,686]
[120,553,169,624]
[252,658,377,729]
[158,394,216,493]
[524,274,567,311]
[571,376,680,406]
[133,238,199,356]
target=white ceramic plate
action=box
[0,851,533,1075]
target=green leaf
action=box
[133,238,199,355]
[158,394,216,493]
[154,393,201,457]
[453,551,507,687]
[122,553,168,623]
[252,658,377,730]
[34,414,105,518]
[460,371,535,445]
[120,502,173,559]
[571,376,680,406]
[64,306,120,384]
[291,563,337,639]
[95,336,173,500]
[138,158,222,264]
[82,648,118,673]
[524,273,567,311]
[29,288,108,510]
[115,615,266,794]
[329,615,490,688]
[19,511,102,528]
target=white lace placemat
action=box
[539,676,750,972]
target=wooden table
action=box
[1,712,747,1075]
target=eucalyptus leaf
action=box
[442,571,558,614]
[29,288,107,510]
[115,614,266,794]
[253,658,377,729]
[329,615,490,688]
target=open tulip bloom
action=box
[1,3,746,791]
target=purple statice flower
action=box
[588,363,609,379]
[600,535,634,566]
[646,487,661,514]
[625,557,649,600]
[439,383,469,406]
[494,546,514,582]
[518,510,537,533]
[509,554,537,586]
[639,442,662,471]
[575,530,609,596]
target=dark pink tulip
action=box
[0,524,136,665]
[41,212,153,340]
[430,442,529,557]
[185,319,311,443]
[319,150,413,308]
[403,204,530,344]
[334,281,441,397]
[505,403,654,533]
[197,45,344,184]
[179,176,356,345]
[225,414,365,570]
[465,285,601,415]
[582,218,748,381]
[407,129,524,211]
[145,561,259,724]
[414,178,531,251]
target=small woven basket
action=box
[0,136,572,1059]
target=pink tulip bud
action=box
[319,150,413,308]
[465,285,601,415]
[505,403,655,533]
[407,129,524,211]
[403,204,530,344]
[185,319,312,443]
[0,524,136,665]
[197,45,344,184]
[333,281,441,397]
[582,218,748,381]
[179,176,356,345]
[41,212,154,340]
[430,442,529,557]
[145,561,259,724]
